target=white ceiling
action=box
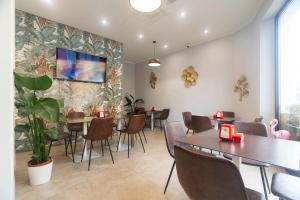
[16,0,264,63]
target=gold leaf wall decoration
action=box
[181,66,198,88]
[234,75,250,101]
[149,72,157,89]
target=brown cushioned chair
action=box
[163,121,191,194]
[191,115,213,134]
[271,173,300,200]
[254,116,263,123]
[47,123,74,163]
[182,112,192,134]
[117,114,146,158]
[223,121,270,200]
[155,109,170,132]
[174,145,265,200]
[81,117,114,171]
[67,111,84,154]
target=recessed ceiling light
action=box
[138,33,144,39]
[180,11,186,17]
[43,0,53,5]
[204,29,209,34]
[101,19,108,25]
[164,44,168,49]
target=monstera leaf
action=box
[14,72,52,91]
[33,98,60,123]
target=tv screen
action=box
[55,48,107,83]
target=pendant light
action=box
[148,41,160,67]
[130,0,162,13]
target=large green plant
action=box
[124,93,144,116]
[14,73,64,164]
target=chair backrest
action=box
[234,121,268,137]
[222,111,235,118]
[254,116,263,123]
[135,107,146,115]
[164,122,186,158]
[68,111,85,119]
[87,117,113,140]
[126,114,145,134]
[160,109,170,120]
[191,115,213,133]
[67,111,85,131]
[182,112,192,129]
[174,145,249,200]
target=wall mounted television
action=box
[55,48,107,83]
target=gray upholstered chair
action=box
[174,145,265,200]
[182,112,192,134]
[191,115,213,134]
[223,121,270,199]
[271,173,300,200]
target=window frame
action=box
[275,0,294,128]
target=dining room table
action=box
[176,129,300,171]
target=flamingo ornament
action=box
[270,119,291,140]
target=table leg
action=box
[83,122,88,157]
[214,121,219,130]
[232,155,242,170]
[151,112,154,131]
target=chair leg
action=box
[64,139,68,156]
[48,141,53,156]
[127,133,130,158]
[142,130,147,144]
[123,132,126,144]
[88,141,93,171]
[117,132,122,152]
[138,132,145,153]
[106,139,114,164]
[160,120,163,133]
[260,167,269,200]
[74,131,78,154]
[68,136,75,163]
[101,140,104,156]
[186,129,189,134]
[192,130,195,135]
[164,161,175,194]
[81,140,87,162]
[262,167,271,194]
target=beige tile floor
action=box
[16,130,279,200]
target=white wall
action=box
[135,0,277,123]
[135,38,234,121]
[122,62,136,97]
[0,0,15,199]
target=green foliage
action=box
[14,72,64,164]
[123,93,144,116]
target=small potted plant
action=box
[14,72,64,185]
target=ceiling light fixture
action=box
[148,41,160,67]
[164,44,168,49]
[180,11,186,17]
[130,0,161,13]
[204,29,209,34]
[101,19,108,25]
[138,33,144,39]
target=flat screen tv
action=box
[55,48,107,83]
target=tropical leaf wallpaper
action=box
[15,10,123,152]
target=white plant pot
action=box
[27,158,53,186]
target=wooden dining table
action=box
[176,129,300,171]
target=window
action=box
[276,0,300,139]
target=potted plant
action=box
[14,72,64,185]
[124,93,144,116]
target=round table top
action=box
[67,116,96,124]
[210,117,235,122]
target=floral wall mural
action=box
[15,10,123,152]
